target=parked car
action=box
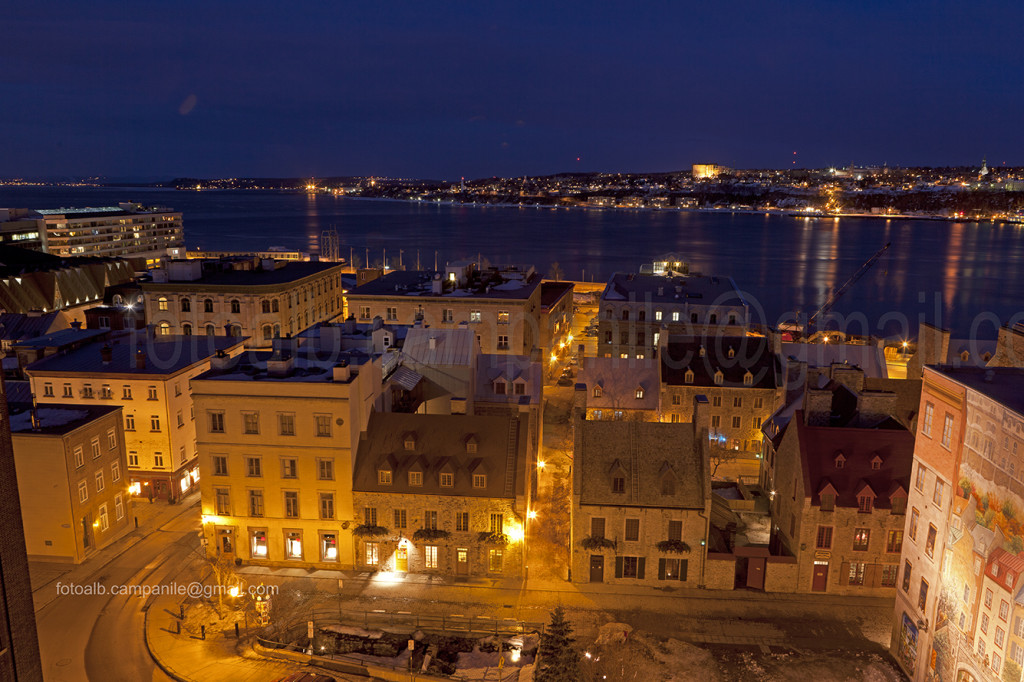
[557,375,574,386]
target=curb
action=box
[143,598,190,682]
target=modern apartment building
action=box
[571,398,710,586]
[351,412,530,578]
[891,366,1024,682]
[345,262,543,355]
[26,202,184,263]
[9,403,131,562]
[25,333,245,501]
[142,257,344,347]
[192,345,382,567]
[597,273,749,359]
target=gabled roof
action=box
[986,548,1024,594]
[662,336,779,389]
[579,357,660,411]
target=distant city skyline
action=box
[3,1,1021,180]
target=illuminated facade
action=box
[34,202,184,263]
[692,164,730,179]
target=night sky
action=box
[3,1,1021,180]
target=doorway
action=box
[590,555,604,583]
[456,548,469,576]
[396,546,408,572]
[746,557,766,590]
[812,561,829,592]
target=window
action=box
[442,308,453,323]
[473,474,487,489]
[848,562,866,586]
[591,517,606,539]
[456,512,469,532]
[394,509,407,529]
[732,416,741,429]
[364,507,378,525]
[386,306,398,321]
[497,335,509,350]
[153,452,164,468]
[359,305,370,320]
[470,310,481,323]
[281,458,297,478]
[95,470,105,492]
[853,528,870,551]
[315,414,332,437]
[318,459,334,481]
[82,384,94,399]
[285,531,302,559]
[212,456,228,476]
[150,415,161,432]
[495,382,507,395]
[158,296,168,311]
[44,382,54,397]
[857,495,873,513]
[378,469,392,485]
[243,412,259,434]
[635,388,644,400]
[489,513,503,534]
[365,542,379,566]
[820,493,835,511]
[941,414,954,449]
[997,627,1006,648]
[215,488,230,515]
[425,545,438,569]
[176,410,184,428]
[915,465,926,492]
[612,476,625,493]
[63,383,72,398]
[933,479,944,507]
[497,310,509,325]
[625,518,640,542]
[78,480,88,503]
[979,638,987,659]
[425,510,439,530]
[711,416,721,428]
[922,402,934,436]
[248,490,264,517]
[752,416,763,429]
[903,561,912,592]
[409,471,423,486]
[986,588,994,608]
[320,532,338,561]
[881,565,898,587]
[440,472,454,487]
[230,299,241,314]
[114,494,124,521]
[909,508,919,540]
[246,457,262,477]
[925,524,937,558]
[887,530,904,553]
[816,526,833,550]
[98,504,109,532]
[128,452,139,467]
[489,548,503,572]
[111,461,121,482]
[73,446,84,469]
[982,613,990,634]
[278,413,295,436]
[918,578,929,611]
[514,382,526,395]
[1001,600,1010,621]
[147,386,158,400]
[621,556,641,578]
[891,496,907,515]
[319,493,334,520]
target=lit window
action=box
[425,545,438,569]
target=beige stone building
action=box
[26,333,245,501]
[597,273,749,359]
[193,345,382,567]
[9,404,132,563]
[539,281,574,357]
[351,412,530,578]
[142,257,344,347]
[571,399,711,586]
[345,262,543,355]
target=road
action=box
[35,500,202,682]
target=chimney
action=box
[988,325,1024,368]
[100,345,113,364]
[210,349,232,371]
[450,397,467,414]
[332,359,351,383]
[431,273,443,295]
[71,319,83,330]
[803,385,833,426]
[857,391,899,425]
[692,394,710,441]
[266,350,294,378]
[428,336,437,351]
[135,350,146,370]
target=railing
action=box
[271,607,543,638]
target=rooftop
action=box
[781,342,888,379]
[540,281,574,308]
[34,204,177,218]
[403,327,477,367]
[933,366,1024,416]
[475,354,542,405]
[25,333,244,376]
[13,327,108,349]
[9,403,120,436]
[601,272,746,307]
[579,357,660,411]
[194,346,372,383]
[662,336,780,389]
[347,268,541,300]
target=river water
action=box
[2,186,1022,338]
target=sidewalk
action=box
[30,490,201,613]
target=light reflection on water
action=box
[2,186,1023,337]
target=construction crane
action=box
[807,241,891,334]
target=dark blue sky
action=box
[3,1,1021,180]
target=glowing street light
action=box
[527,510,537,520]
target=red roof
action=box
[795,411,915,510]
[986,547,1024,594]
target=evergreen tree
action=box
[535,606,580,682]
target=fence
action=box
[271,606,544,639]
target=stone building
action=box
[761,371,915,596]
[142,257,344,347]
[26,333,245,501]
[192,344,382,567]
[9,403,132,563]
[596,272,748,359]
[344,262,543,355]
[571,398,710,586]
[351,412,530,578]
[539,281,574,358]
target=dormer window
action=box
[403,435,416,451]
[408,471,423,486]
[871,455,883,471]
[378,469,393,485]
[834,452,846,469]
[714,370,724,386]
[858,495,874,513]
[684,369,694,384]
[743,371,753,386]
[513,380,526,396]
[472,474,487,489]
[466,436,478,454]
[612,476,625,493]
[728,348,735,359]
[440,472,453,487]
[699,346,706,358]
[593,386,602,398]
[635,388,644,400]
[494,381,506,395]
[820,493,835,511]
